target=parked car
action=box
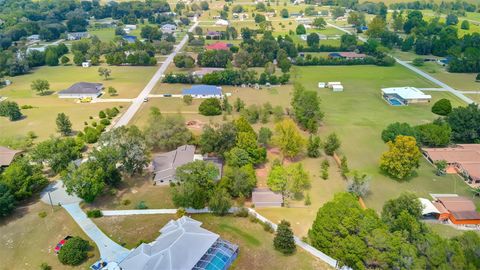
[54,235,73,254]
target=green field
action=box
[417,62,480,91]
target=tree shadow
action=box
[38,90,55,96]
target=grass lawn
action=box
[416,62,480,91]
[88,28,115,42]
[0,201,99,270]
[94,214,176,249]
[426,223,480,238]
[294,65,480,212]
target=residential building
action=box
[381,87,432,105]
[182,85,223,98]
[119,216,239,270]
[328,52,367,60]
[0,146,21,167]
[26,34,40,42]
[124,24,137,30]
[161,23,177,34]
[205,31,221,39]
[434,196,480,225]
[67,32,89,40]
[192,68,225,78]
[205,42,230,51]
[152,145,197,185]
[215,19,229,26]
[252,188,283,207]
[58,82,103,99]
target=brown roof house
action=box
[252,188,283,207]
[435,196,480,225]
[152,145,223,185]
[423,144,480,184]
[0,146,21,167]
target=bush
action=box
[176,207,187,218]
[248,213,259,223]
[38,211,47,218]
[58,237,91,265]
[233,207,249,217]
[99,111,106,119]
[183,95,193,105]
[122,199,131,205]
[199,98,222,116]
[273,220,296,255]
[86,209,103,218]
[431,98,452,116]
[40,263,52,270]
[100,119,111,126]
[412,58,424,66]
[262,221,275,233]
[136,201,148,209]
[21,105,34,109]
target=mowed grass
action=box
[416,62,480,91]
[295,65,480,211]
[426,223,480,238]
[0,201,99,270]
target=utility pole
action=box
[47,191,54,212]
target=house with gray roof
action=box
[58,82,103,99]
[67,32,90,40]
[119,216,238,270]
[161,23,177,34]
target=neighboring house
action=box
[423,144,480,184]
[205,42,230,51]
[205,31,221,39]
[381,87,432,105]
[119,216,239,270]
[26,34,40,42]
[192,68,225,78]
[152,145,197,185]
[328,52,367,60]
[0,146,22,167]
[124,24,137,30]
[67,32,89,40]
[161,23,177,34]
[215,19,229,26]
[122,35,137,43]
[433,195,480,225]
[290,12,302,18]
[296,18,313,25]
[58,82,103,99]
[182,85,223,98]
[252,188,283,207]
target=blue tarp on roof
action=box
[182,85,222,96]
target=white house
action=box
[381,87,432,104]
[26,34,40,42]
[124,24,137,30]
[161,23,177,34]
[215,19,229,26]
[67,32,89,40]
[58,82,103,99]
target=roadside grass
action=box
[294,65,480,211]
[416,62,479,91]
[94,214,176,249]
[426,223,480,238]
[0,201,99,270]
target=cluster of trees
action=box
[291,83,323,133]
[0,101,23,121]
[295,54,395,67]
[389,1,476,14]
[381,119,452,148]
[309,192,480,270]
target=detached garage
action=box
[58,82,103,99]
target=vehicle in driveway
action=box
[54,235,73,254]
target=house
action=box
[205,31,222,39]
[192,68,225,78]
[328,52,367,60]
[122,35,137,43]
[124,24,137,30]
[327,82,341,87]
[0,146,21,167]
[423,144,480,184]
[58,82,103,99]
[381,87,431,105]
[161,23,177,34]
[215,19,229,26]
[290,12,302,18]
[82,60,91,68]
[182,85,223,98]
[152,145,197,185]
[26,34,40,42]
[252,188,283,207]
[434,196,480,225]
[205,42,230,51]
[419,198,449,220]
[118,216,239,270]
[67,32,89,40]
[296,18,313,25]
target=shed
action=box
[318,82,326,88]
[82,60,91,68]
[58,82,103,99]
[327,82,341,87]
[332,84,344,92]
[215,19,229,26]
[182,85,223,98]
[252,188,283,207]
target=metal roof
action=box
[182,85,222,96]
[381,87,431,100]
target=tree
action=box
[295,24,306,35]
[31,79,50,95]
[324,133,340,156]
[255,14,266,24]
[144,110,192,151]
[0,183,15,217]
[312,18,326,29]
[225,147,251,167]
[346,171,370,197]
[60,55,70,65]
[220,164,256,197]
[58,236,91,265]
[105,86,117,96]
[0,157,48,200]
[306,33,319,48]
[98,67,111,80]
[0,101,23,121]
[209,188,232,216]
[171,161,218,209]
[62,162,106,202]
[56,113,72,136]
[380,136,421,180]
[274,220,296,255]
[236,131,266,165]
[200,1,209,10]
[412,58,424,66]
[90,146,122,187]
[431,98,452,116]
[276,49,291,73]
[267,162,310,199]
[381,192,422,227]
[447,104,480,143]
[340,34,357,49]
[273,118,305,158]
[348,12,366,28]
[414,122,451,147]
[331,6,345,19]
[258,127,272,146]
[199,98,222,116]
[461,20,470,30]
[366,16,386,38]
[31,137,82,174]
[280,9,289,18]
[174,54,195,68]
[392,11,404,32]
[44,49,58,66]
[307,135,321,158]
[446,14,458,26]
[381,122,415,143]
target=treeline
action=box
[294,54,395,67]
[163,69,290,85]
[389,1,477,14]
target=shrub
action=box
[122,199,131,205]
[99,111,106,118]
[58,237,91,265]
[248,213,259,223]
[38,211,47,218]
[183,95,193,105]
[21,105,34,109]
[176,207,187,218]
[199,98,222,116]
[304,193,311,205]
[136,201,148,209]
[100,119,111,126]
[273,220,296,255]
[91,121,97,127]
[431,98,452,116]
[40,263,52,270]
[233,207,249,217]
[262,221,275,233]
[86,209,103,218]
[412,58,424,66]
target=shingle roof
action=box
[58,82,103,95]
[182,85,222,96]
[152,145,195,181]
[0,146,21,166]
[119,217,219,270]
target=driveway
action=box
[40,180,81,205]
[63,203,130,263]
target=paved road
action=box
[113,20,199,128]
[326,22,475,105]
[63,203,130,262]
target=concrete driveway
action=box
[40,180,81,205]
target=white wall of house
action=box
[58,93,101,99]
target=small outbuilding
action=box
[82,60,91,68]
[318,82,326,88]
[215,19,229,26]
[58,82,103,99]
[182,85,223,98]
[332,84,344,92]
[252,188,283,207]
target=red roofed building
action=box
[205,42,230,51]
